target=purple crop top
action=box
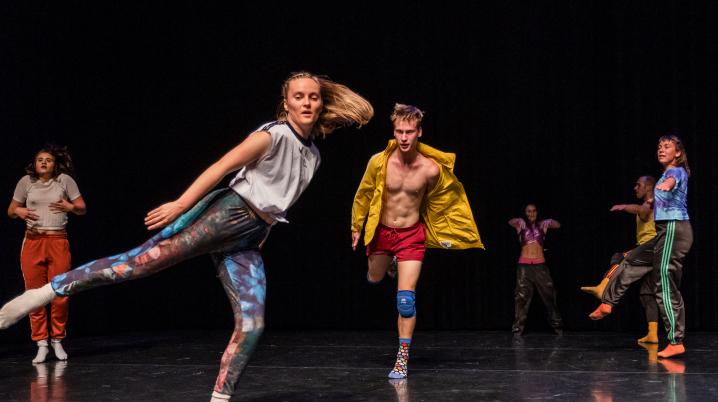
[519,221,545,246]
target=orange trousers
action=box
[20,232,70,341]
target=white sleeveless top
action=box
[230,121,321,222]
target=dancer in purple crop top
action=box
[508,203,562,337]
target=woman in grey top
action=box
[7,145,86,363]
[0,72,373,402]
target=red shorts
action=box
[366,222,426,262]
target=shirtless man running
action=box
[351,103,483,379]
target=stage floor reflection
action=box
[1,330,716,401]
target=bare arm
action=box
[610,201,652,222]
[8,199,38,222]
[144,131,272,230]
[351,231,361,251]
[508,218,526,232]
[70,197,87,215]
[8,199,21,218]
[539,218,560,232]
[655,176,676,192]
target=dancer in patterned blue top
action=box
[651,135,692,358]
[590,133,692,359]
[654,166,689,221]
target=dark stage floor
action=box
[1,330,716,401]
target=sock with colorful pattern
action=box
[388,338,411,379]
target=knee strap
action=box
[397,290,416,318]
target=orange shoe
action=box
[589,303,612,320]
[658,343,685,358]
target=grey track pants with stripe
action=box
[654,220,693,344]
[601,220,692,343]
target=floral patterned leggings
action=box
[51,188,270,396]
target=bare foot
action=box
[589,303,612,320]
[580,278,609,300]
[658,343,685,358]
[637,322,659,344]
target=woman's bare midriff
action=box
[26,228,67,235]
[520,243,545,259]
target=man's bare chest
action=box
[384,164,427,195]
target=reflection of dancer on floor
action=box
[31,361,68,402]
[0,72,373,401]
[508,204,562,337]
[590,134,692,358]
[388,377,410,402]
[8,145,87,363]
[581,175,660,343]
[351,104,483,379]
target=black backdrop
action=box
[1,2,716,342]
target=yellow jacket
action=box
[351,140,484,250]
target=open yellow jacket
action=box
[351,140,484,250]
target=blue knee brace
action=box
[397,290,416,318]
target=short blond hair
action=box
[390,103,424,127]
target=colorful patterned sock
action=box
[388,338,411,379]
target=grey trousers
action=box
[512,264,563,333]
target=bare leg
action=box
[367,254,393,283]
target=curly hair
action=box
[276,71,374,138]
[25,144,75,179]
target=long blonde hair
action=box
[277,72,374,138]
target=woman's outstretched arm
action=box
[145,131,272,230]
